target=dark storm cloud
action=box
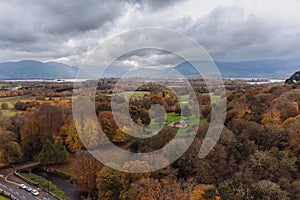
[0,0,185,63]
[0,0,130,63]
[0,0,300,65]
[36,1,125,35]
[0,0,125,43]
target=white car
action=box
[31,189,40,196]
[25,186,32,192]
[19,183,27,190]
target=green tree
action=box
[54,138,69,164]
[38,138,69,165]
[37,139,56,165]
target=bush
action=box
[1,102,9,110]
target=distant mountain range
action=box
[0,60,78,79]
[0,59,300,79]
[174,59,300,79]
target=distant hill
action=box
[174,59,300,79]
[0,60,78,79]
[0,59,299,79]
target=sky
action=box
[0,0,300,68]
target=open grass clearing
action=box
[113,91,149,101]
[49,156,77,178]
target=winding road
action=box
[0,177,40,200]
[0,162,59,200]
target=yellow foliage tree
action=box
[190,184,214,200]
[261,108,281,125]
[112,127,128,143]
[61,122,83,153]
[76,151,103,194]
[282,115,300,129]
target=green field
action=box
[179,93,221,104]
[179,94,190,102]
[114,91,149,101]
[0,96,27,117]
[21,173,68,200]
[148,111,206,133]
[0,196,8,200]
[0,95,67,117]
[210,94,221,104]
[148,112,182,130]
[50,156,77,178]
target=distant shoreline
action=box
[0,77,285,85]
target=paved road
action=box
[4,174,59,200]
[0,177,40,200]
[0,162,60,200]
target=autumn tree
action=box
[120,160,151,200]
[197,94,211,105]
[21,103,67,159]
[1,102,9,110]
[76,151,103,197]
[128,178,193,200]
[190,184,214,200]
[37,103,65,135]
[80,118,106,149]
[0,131,23,167]
[287,117,300,154]
[201,105,211,118]
[261,108,281,125]
[96,167,122,200]
[60,121,83,153]
[290,180,300,199]
[251,180,289,200]
[241,148,297,183]
[112,128,128,143]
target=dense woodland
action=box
[0,79,300,200]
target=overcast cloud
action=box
[0,0,300,67]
